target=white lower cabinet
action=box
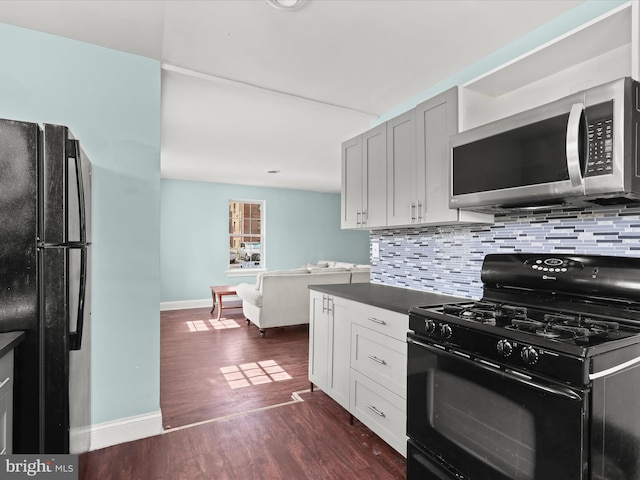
[351,324,406,398]
[309,291,349,410]
[309,291,409,457]
[350,370,407,456]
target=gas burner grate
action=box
[438,301,623,341]
[506,313,621,340]
[441,302,527,325]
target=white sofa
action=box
[236,261,370,337]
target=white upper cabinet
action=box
[341,87,494,230]
[341,124,387,229]
[414,87,492,226]
[460,1,638,130]
[363,124,388,229]
[341,135,363,229]
[386,110,417,226]
[384,88,492,227]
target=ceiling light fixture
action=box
[266,0,309,12]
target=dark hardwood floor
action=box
[160,306,312,429]
[80,305,406,479]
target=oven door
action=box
[407,335,589,480]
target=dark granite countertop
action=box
[0,331,25,358]
[309,283,471,315]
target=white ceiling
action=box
[0,0,582,192]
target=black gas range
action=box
[407,253,640,480]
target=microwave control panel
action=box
[586,101,613,177]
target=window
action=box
[229,200,264,271]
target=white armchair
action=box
[236,263,369,337]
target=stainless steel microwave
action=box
[450,77,640,213]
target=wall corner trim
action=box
[90,410,163,451]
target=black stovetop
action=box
[410,299,640,354]
[409,253,640,359]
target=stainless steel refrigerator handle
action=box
[69,246,87,351]
[566,103,585,188]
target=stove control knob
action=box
[521,346,539,365]
[496,339,513,357]
[440,324,453,340]
[425,319,437,334]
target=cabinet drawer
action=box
[347,300,408,342]
[351,324,406,398]
[350,370,407,457]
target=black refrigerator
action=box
[0,118,91,454]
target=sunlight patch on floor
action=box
[220,360,292,389]
[186,319,240,332]
[211,319,241,330]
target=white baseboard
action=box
[160,298,211,311]
[90,410,163,451]
[160,297,242,311]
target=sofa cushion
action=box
[318,260,357,269]
[306,261,330,269]
[257,268,309,290]
[351,265,370,271]
[309,266,350,273]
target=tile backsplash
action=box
[370,204,640,300]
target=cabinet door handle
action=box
[367,404,386,417]
[322,295,327,313]
[368,355,387,365]
[361,209,367,226]
[409,202,416,223]
[327,297,333,314]
[356,210,361,226]
[417,200,423,222]
[368,317,386,325]
[0,377,10,390]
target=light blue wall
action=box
[0,24,161,424]
[161,179,370,302]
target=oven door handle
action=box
[408,338,584,402]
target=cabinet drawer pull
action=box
[368,355,387,365]
[367,404,386,417]
[0,377,10,390]
[367,317,386,325]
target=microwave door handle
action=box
[566,103,585,188]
